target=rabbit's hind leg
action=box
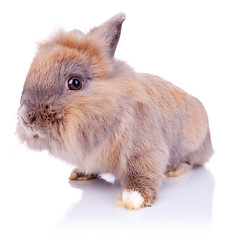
[166,130,214,178]
[166,162,192,177]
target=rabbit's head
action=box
[17,13,129,156]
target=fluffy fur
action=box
[17,13,213,210]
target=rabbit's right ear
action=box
[88,13,126,58]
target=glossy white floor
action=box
[1,1,240,239]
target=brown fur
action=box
[170,87,188,108]
[16,13,213,209]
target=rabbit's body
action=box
[62,73,210,175]
[17,13,213,210]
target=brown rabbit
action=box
[17,13,213,210]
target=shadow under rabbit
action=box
[57,166,215,227]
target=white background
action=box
[0,0,240,239]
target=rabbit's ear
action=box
[88,13,126,57]
[69,29,84,39]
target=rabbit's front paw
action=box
[69,169,97,181]
[116,189,145,210]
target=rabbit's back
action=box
[137,73,212,167]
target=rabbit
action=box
[16,13,213,210]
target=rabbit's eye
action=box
[68,77,83,90]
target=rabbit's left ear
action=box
[88,13,126,57]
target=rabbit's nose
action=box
[28,116,36,125]
[19,105,37,127]
[21,115,36,127]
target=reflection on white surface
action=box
[58,167,215,228]
[0,138,215,238]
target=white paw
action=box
[120,190,145,210]
[99,173,115,184]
